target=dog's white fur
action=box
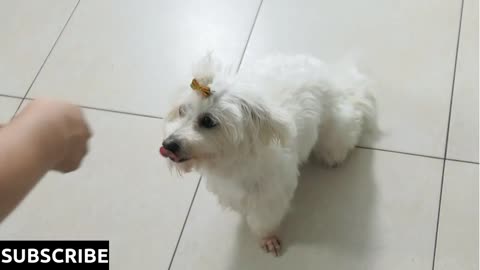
[162,53,375,254]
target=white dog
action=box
[160,53,376,256]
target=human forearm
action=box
[0,118,59,222]
[0,99,91,222]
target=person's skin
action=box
[0,99,91,222]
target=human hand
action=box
[13,99,92,173]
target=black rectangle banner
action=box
[0,241,109,269]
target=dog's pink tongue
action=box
[160,146,178,161]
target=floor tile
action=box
[0,108,200,270]
[241,0,463,157]
[434,161,478,270]
[447,0,479,162]
[171,149,443,270]
[28,0,261,117]
[0,0,78,96]
[0,96,21,122]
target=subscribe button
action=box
[0,241,109,269]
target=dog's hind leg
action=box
[313,129,355,167]
[313,75,376,167]
[313,104,365,167]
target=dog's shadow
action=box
[228,149,377,269]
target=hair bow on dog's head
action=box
[190,78,212,98]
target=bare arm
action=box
[0,99,91,222]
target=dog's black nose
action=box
[162,139,180,153]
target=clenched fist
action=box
[15,99,92,172]
[0,99,92,222]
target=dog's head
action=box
[160,54,292,173]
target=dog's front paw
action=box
[261,235,281,257]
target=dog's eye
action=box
[199,114,217,129]
[178,105,186,117]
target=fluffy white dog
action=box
[160,53,376,256]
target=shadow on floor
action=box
[228,149,377,270]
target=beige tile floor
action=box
[0,0,478,269]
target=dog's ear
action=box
[192,52,222,86]
[238,97,293,146]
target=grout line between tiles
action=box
[9,97,474,166]
[20,101,478,166]
[77,104,164,119]
[166,3,264,266]
[441,0,465,160]
[355,146,443,160]
[165,3,264,267]
[445,158,479,165]
[357,146,479,165]
[13,0,81,117]
[167,177,202,270]
[236,0,264,72]
[19,97,164,120]
[0,94,23,100]
[431,0,465,269]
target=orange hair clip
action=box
[190,78,212,97]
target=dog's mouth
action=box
[159,147,190,163]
